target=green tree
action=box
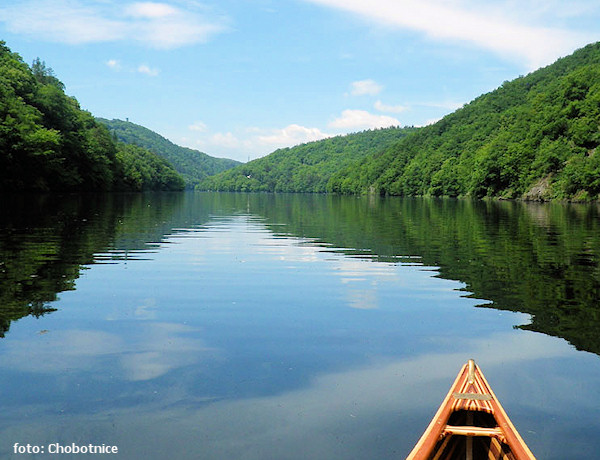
[0,42,185,192]
[327,42,600,201]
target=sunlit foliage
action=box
[198,127,417,192]
[328,42,600,201]
[0,42,184,192]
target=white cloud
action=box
[106,59,121,70]
[329,109,400,130]
[128,4,226,49]
[303,0,595,68]
[350,79,383,96]
[0,0,227,49]
[105,59,160,76]
[125,2,178,19]
[137,64,160,76]
[0,0,124,44]
[186,124,334,162]
[211,132,243,150]
[189,121,208,132]
[374,100,408,113]
[256,124,332,147]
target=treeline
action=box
[198,126,417,192]
[115,144,184,191]
[98,118,240,189]
[328,42,600,201]
[0,42,184,192]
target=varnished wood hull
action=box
[406,360,536,460]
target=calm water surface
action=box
[1,192,599,459]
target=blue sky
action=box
[1,0,599,161]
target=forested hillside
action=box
[0,42,184,192]
[328,42,600,201]
[5,36,600,199]
[198,126,417,192]
[98,118,240,189]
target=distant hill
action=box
[328,42,600,201]
[98,118,240,189]
[199,126,418,192]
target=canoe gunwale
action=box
[405,360,536,460]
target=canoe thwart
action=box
[406,360,536,460]
[442,425,506,440]
[452,392,492,401]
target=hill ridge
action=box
[198,126,418,193]
[327,41,600,201]
[98,118,240,189]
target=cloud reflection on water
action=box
[0,328,579,459]
[0,322,216,382]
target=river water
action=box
[0,192,599,459]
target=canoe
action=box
[406,360,536,460]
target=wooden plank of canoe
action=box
[406,360,536,460]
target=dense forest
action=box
[198,126,417,192]
[328,42,600,201]
[0,42,184,192]
[98,118,240,189]
[4,38,600,199]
